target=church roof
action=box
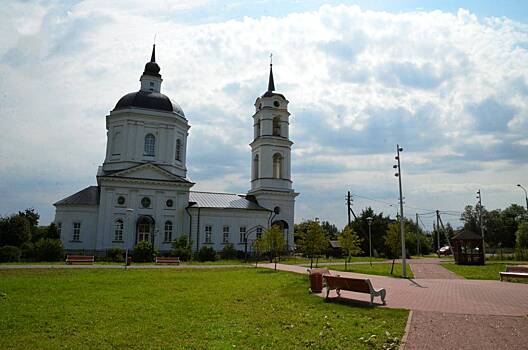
[113,91,185,116]
[188,191,270,211]
[54,186,99,206]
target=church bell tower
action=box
[248,59,298,248]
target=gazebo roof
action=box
[452,230,483,241]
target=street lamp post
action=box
[517,184,528,211]
[125,208,134,269]
[476,190,485,257]
[366,217,373,267]
[393,144,407,278]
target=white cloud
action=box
[0,3,527,227]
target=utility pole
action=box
[393,144,407,278]
[436,210,441,257]
[517,184,528,211]
[347,191,352,228]
[476,189,485,257]
[416,213,421,256]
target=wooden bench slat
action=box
[155,257,180,264]
[66,255,94,265]
[324,275,386,305]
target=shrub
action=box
[236,250,246,260]
[20,241,34,260]
[0,245,21,262]
[220,243,237,260]
[171,235,192,261]
[34,239,64,261]
[196,246,216,262]
[106,248,125,262]
[133,241,156,262]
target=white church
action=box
[54,46,298,255]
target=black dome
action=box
[143,61,161,77]
[113,91,185,116]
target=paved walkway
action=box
[408,258,462,279]
[0,264,247,269]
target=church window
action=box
[72,222,81,241]
[164,221,173,242]
[117,196,125,206]
[175,139,182,161]
[273,117,281,136]
[114,219,124,241]
[144,134,155,156]
[141,197,151,208]
[239,226,247,243]
[253,154,259,180]
[274,101,280,107]
[205,225,212,244]
[273,153,283,179]
[256,227,262,240]
[256,119,261,137]
[112,132,122,155]
[166,199,173,208]
[223,226,230,243]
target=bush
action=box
[236,250,246,260]
[106,248,125,262]
[220,243,237,260]
[34,239,64,261]
[133,241,156,262]
[0,245,21,262]
[195,246,216,262]
[20,241,34,260]
[171,235,192,261]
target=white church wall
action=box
[188,208,270,252]
[55,205,99,253]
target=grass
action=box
[279,256,388,266]
[0,268,408,349]
[441,262,528,281]
[325,263,414,279]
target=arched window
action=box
[273,117,281,136]
[114,219,124,241]
[175,139,182,161]
[273,153,283,179]
[164,221,173,242]
[144,134,155,156]
[256,119,261,138]
[112,132,121,155]
[253,154,259,180]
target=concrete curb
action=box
[399,310,413,350]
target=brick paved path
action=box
[408,259,462,279]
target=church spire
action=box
[150,44,156,62]
[267,53,275,92]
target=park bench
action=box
[323,275,386,305]
[155,257,180,265]
[499,265,528,282]
[65,255,94,265]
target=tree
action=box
[296,220,328,268]
[515,221,528,259]
[259,225,286,270]
[348,207,392,257]
[171,235,192,261]
[321,221,339,241]
[384,223,401,275]
[0,215,31,247]
[45,223,60,240]
[337,226,363,271]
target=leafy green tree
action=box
[384,223,401,275]
[171,235,192,261]
[133,241,156,262]
[258,225,286,270]
[0,214,31,247]
[348,207,392,257]
[33,239,64,262]
[45,223,60,240]
[321,221,339,240]
[337,226,363,270]
[515,221,528,259]
[296,220,328,268]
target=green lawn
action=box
[0,268,407,349]
[279,256,388,266]
[325,263,414,279]
[441,262,527,281]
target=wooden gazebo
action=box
[452,230,485,265]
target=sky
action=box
[0,1,527,230]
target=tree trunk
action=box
[274,256,277,270]
[310,255,313,269]
[316,256,319,267]
[391,258,395,274]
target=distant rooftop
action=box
[54,186,99,206]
